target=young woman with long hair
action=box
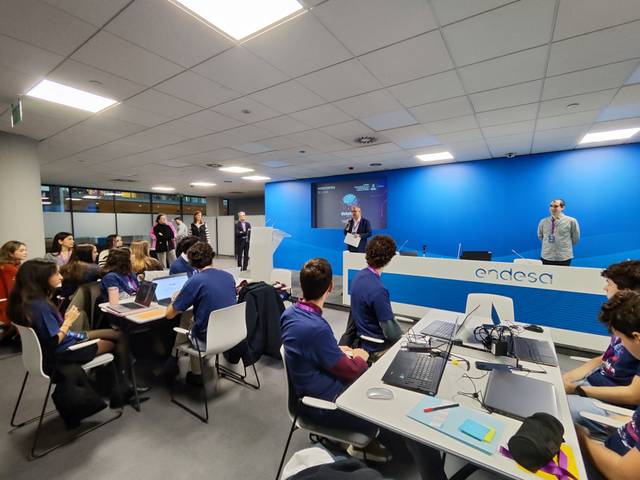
[0,240,27,342]
[130,240,163,275]
[44,232,74,266]
[59,243,101,299]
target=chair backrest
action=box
[465,293,515,324]
[513,258,543,265]
[14,325,49,379]
[205,302,248,355]
[280,345,298,420]
[270,268,292,287]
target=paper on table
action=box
[344,233,361,248]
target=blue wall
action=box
[266,144,640,272]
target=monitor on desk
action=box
[460,251,492,261]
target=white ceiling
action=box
[1,0,640,197]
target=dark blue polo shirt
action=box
[605,405,640,455]
[587,336,640,387]
[101,272,139,298]
[28,299,78,353]
[281,304,348,402]
[350,267,394,351]
[172,268,236,342]
[170,255,197,277]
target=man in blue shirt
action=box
[166,242,236,383]
[350,235,402,360]
[169,236,200,277]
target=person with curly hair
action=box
[349,235,402,360]
[100,247,138,299]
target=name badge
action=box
[548,234,555,243]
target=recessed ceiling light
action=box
[82,195,100,199]
[41,201,52,205]
[219,166,254,173]
[416,151,454,162]
[566,102,580,111]
[172,0,303,40]
[242,175,271,181]
[579,127,640,144]
[224,180,233,183]
[151,186,176,192]
[64,197,81,201]
[104,192,123,196]
[191,182,217,187]
[26,79,117,112]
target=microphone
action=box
[422,244,427,257]
[397,240,408,253]
[511,249,525,259]
[457,242,462,259]
[265,218,272,226]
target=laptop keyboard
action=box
[421,320,455,339]
[408,355,444,392]
[513,337,558,367]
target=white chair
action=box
[276,346,377,480]
[10,325,122,459]
[271,268,292,291]
[171,302,260,423]
[513,258,543,265]
[142,269,171,281]
[466,293,515,324]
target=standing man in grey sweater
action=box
[537,198,580,266]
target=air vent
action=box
[110,178,139,183]
[206,163,223,168]
[230,191,243,194]
[355,136,377,145]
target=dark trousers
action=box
[541,258,572,266]
[237,241,249,270]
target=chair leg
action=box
[275,414,298,480]
[170,353,210,423]
[215,341,260,390]
[450,463,479,480]
[10,372,55,429]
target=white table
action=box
[335,308,587,480]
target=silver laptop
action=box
[108,281,156,314]
[153,273,189,306]
[482,370,558,420]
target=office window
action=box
[69,187,115,213]
[114,191,151,213]
[41,185,70,212]
[222,198,229,216]
[152,193,181,216]
[183,195,207,216]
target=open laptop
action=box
[153,273,189,306]
[511,336,559,367]
[107,281,156,314]
[421,304,480,340]
[482,369,558,420]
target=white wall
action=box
[73,212,116,238]
[43,212,72,239]
[217,216,235,256]
[117,213,152,237]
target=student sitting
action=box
[59,243,101,299]
[100,247,139,299]
[577,291,640,480]
[166,242,236,384]
[0,240,27,343]
[170,236,200,277]
[44,231,74,266]
[564,260,640,432]
[349,235,402,360]
[98,234,122,268]
[130,240,163,276]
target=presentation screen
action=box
[312,177,387,229]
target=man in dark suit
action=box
[343,206,372,253]
[235,211,251,271]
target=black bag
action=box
[290,459,383,480]
[51,364,107,428]
[507,412,564,472]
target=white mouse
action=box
[366,387,394,400]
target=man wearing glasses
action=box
[537,199,580,266]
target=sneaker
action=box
[347,439,392,463]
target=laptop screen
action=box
[153,274,189,301]
[135,281,156,307]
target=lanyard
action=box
[367,266,380,277]
[551,217,556,235]
[351,219,360,233]
[296,301,322,314]
[499,446,578,480]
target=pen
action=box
[423,403,459,413]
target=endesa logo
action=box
[474,267,553,285]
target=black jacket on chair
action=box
[343,217,372,253]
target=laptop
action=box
[511,336,559,367]
[108,281,156,314]
[421,305,480,340]
[482,370,558,420]
[382,337,454,395]
[153,273,189,306]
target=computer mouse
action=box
[524,324,544,333]
[366,387,394,400]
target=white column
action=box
[0,132,45,257]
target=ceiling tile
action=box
[80,114,148,137]
[626,63,640,85]
[538,89,617,117]
[542,61,638,100]
[442,0,555,66]
[457,46,548,93]
[423,115,479,134]
[115,126,186,148]
[596,84,640,121]
[383,125,440,149]
[410,96,473,123]
[313,0,437,55]
[97,103,172,127]
[126,89,201,119]
[0,67,45,103]
[435,128,485,144]
[388,70,464,108]
[0,34,64,76]
[72,31,183,86]
[193,46,288,95]
[469,80,543,112]
[476,104,539,127]
[261,137,302,151]
[334,143,401,159]
[288,129,351,152]
[289,104,352,128]
[319,120,375,143]
[548,21,640,76]
[212,97,280,122]
[429,0,514,26]
[105,0,233,68]
[46,124,125,149]
[244,12,351,77]
[442,139,491,161]
[360,109,417,131]
[49,59,145,101]
[250,80,325,114]
[298,59,382,102]
[531,125,587,153]
[155,71,240,108]
[535,110,599,131]
[254,115,312,135]
[554,0,640,41]
[232,143,275,154]
[333,90,404,119]
[482,120,535,138]
[359,31,454,86]
[0,0,96,55]
[42,0,130,27]
[178,109,243,133]
[486,133,533,157]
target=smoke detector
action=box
[355,136,377,145]
[206,163,223,168]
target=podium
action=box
[248,227,290,282]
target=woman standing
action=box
[151,214,177,268]
[190,210,211,245]
[0,241,27,342]
[44,232,74,266]
[130,240,163,275]
[98,234,123,268]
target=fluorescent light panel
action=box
[579,128,640,144]
[26,79,117,113]
[151,186,176,192]
[416,151,454,162]
[174,0,303,40]
[220,166,254,173]
[242,175,271,181]
[191,182,217,187]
